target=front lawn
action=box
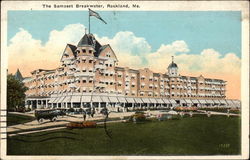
[7,115,241,155]
[7,113,35,126]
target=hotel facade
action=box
[22,33,240,111]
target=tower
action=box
[167,56,178,76]
[14,68,23,81]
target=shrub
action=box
[129,113,146,122]
[25,108,31,112]
[66,121,97,129]
[68,108,74,112]
[82,121,97,128]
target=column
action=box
[25,100,28,109]
[36,100,38,109]
[46,100,48,108]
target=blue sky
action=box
[8,11,241,57]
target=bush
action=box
[25,108,31,112]
[68,108,74,112]
[174,107,198,112]
[79,108,83,113]
[16,106,25,113]
[129,113,146,122]
[82,121,97,128]
[66,121,97,129]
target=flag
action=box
[89,8,107,24]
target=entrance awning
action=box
[48,97,57,103]
[71,96,82,103]
[101,96,110,103]
[149,98,157,104]
[134,98,143,103]
[169,99,177,104]
[162,99,171,104]
[191,99,199,104]
[62,96,71,103]
[213,99,220,104]
[219,99,227,104]
[53,97,60,103]
[232,100,241,107]
[198,99,206,104]
[205,99,214,104]
[156,98,164,104]
[117,97,127,103]
[109,96,119,103]
[81,96,91,102]
[57,96,65,103]
[226,99,234,106]
[141,98,151,103]
[185,99,192,104]
[92,96,103,103]
[126,97,135,103]
[180,99,186,104]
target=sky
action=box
[7,11,241,99]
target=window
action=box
[105,64,108,67]
[118,75,122,77]
[82,80,86,83]
[89,80,93,83]
[89,60,93,63]
[118,84,122,86]
[89,50,92,54]
[82,49,86,53]
[132,85,135,87]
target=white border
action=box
[1,1,249,160]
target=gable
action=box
[60,44,77,62]
[98,45,118,61]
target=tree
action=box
[7,74,28,111]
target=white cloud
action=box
[95,31,151,68]
[8,23,241,78]
[8,23,241,98]
[8,24,86,76]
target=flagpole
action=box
[89,11,90,34]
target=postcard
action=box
[0,1,249,160]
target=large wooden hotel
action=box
[22,33,240,110]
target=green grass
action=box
[199,108,241,114]
[7,113,35,126]
[7,115,241,155]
